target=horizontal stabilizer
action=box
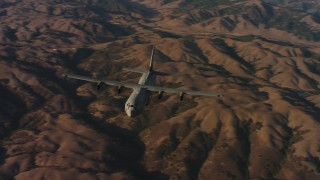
[122,68,147,74]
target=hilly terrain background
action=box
[0,0,320,179]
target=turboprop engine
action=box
[179,92,184,101]
[96,82,103,90]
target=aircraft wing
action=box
[143,85,222,97]
[64,74,222,97]
[64,74,140,89]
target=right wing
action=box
[144,84,222,97]
[63,74,140,89]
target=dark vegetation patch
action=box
[0,1,20,8]
[81,0,129,13]
[0,86,27,138]
[82,0,158,18]
[220,17,236,31]
[233,35,256,42]
[179,0,245,10]
[3,27,17,41]
[257,36,309,48]
[306,62,320,75]
[281,89,320,121]
[312,12,320,23]
[44,29,78,38]
[161,0,175,5]
[154,29,182,39]
[174,0,247,15]
[0,10,7,16]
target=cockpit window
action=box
[127,104,135,107]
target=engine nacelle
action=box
[179,92,185,101]
[62,74,68,79]
[117,86,123,94]
[146,95,152,105]
[158,91,164,99]
[96,81,103,90]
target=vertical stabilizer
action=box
[149,46,155,71]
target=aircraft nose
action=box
[126,110,132,117]
[126,109,134,117]
[127,109,136,117]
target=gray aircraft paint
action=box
[125,46,156,117]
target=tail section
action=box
[149,46,155,71]
[122,46,155,74]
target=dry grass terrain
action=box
[0,0,320,179]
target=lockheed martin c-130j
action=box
[63,46,222,117]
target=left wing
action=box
[63,74,222,97]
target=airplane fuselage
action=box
[124,70,156,117]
